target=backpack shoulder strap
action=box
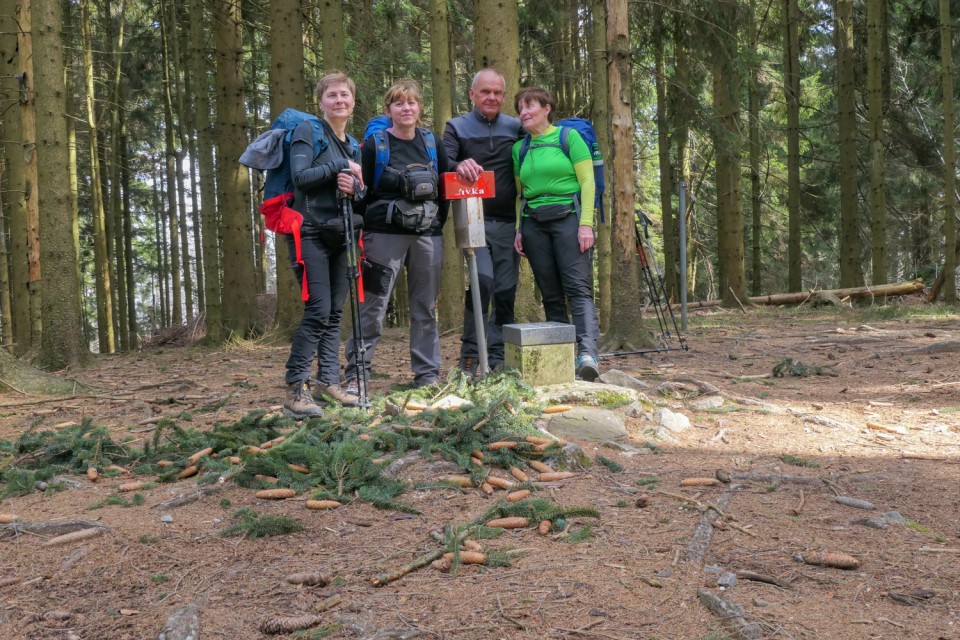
[421,129,438,170]
[518,134,533,168]
[558,126,571,158]
[372,130,390,188]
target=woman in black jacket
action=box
[284,72,364,418]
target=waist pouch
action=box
[398,163,439,201]
[525,202,576,223]
[316,214,364,251]
[361,259,393,297]
[386,199,439,233]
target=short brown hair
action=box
[514,87,556,122]
[315,72,356,103]
[382,79,424,126]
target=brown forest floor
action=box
[0,303,958,640]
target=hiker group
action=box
[242,69,604,419]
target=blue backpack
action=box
[517,117,606,222]
[363,115,439,190]
[261,108,359,203]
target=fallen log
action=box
[688,279,924,309]
[697,589,766,639]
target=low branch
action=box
[689,279,924,309]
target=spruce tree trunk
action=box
[867,0,887,285]
[591,0,611,330]
[940,0,956,301]
[214,0,257,337]
[33,0,88,369]
[653,6,673,304]
[429,0,460,333]
[835,0,862,288]
[81,0,116,352]
[748,0,762,296]
[783,0,802,291]
[1,1,32,354]
[189,0,222,341]
[603,0,646,350]
[713,0,747,308]
[269,0,305,336]
[319,0,345,71]
[159,0,183,327]
[107,0,129,351]
[0,165,11,350]
[120,128,138,348]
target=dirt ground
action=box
[0,304,958,640]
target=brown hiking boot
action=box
[458,356,478,379]
[284,381,325,419]
[318,383,359,406]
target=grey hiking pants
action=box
[460,218,520,365]
[520,213,599,359]
[344,231,443,387]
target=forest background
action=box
[0,0,957,374]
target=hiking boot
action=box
[414,376,440,389]
[318,383,359,406]
[576,355,600,382]
[458,356,478,379]
[344,378,360,397]
[284,380,325,419]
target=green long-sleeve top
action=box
[512,125,596,228]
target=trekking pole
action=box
[338,170,370,408]
[636,210,687,350]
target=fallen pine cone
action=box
[536,471,576,482]
[177,465,199,480]
[187,447,213,465]
[485,476,514,490]
[509,467,529,482]
[486,517,530,529]
[680,477,721,487]
[507,490,531,503]
[796,551,860,570]
[0,514,19,524]
[443,551,486,565]
[543,404,573,414]
[87,467,98,482]
[527,460,552,474]
[255,489,296,500]
[286,572,329,586]
[118,482,144,492]
[260,614,325,635]
[305,500,342,510]
[538,520,552,536]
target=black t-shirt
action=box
[359,129,449,236]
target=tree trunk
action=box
[119,128,138,348]
[166,0,195,319]
[747,0,762,296]
[33,0,88,369]
[867,0,887,285]
[783,0,802,292]
[0,348,76,394]
[0,163,11,350]
[159,0,183,327]
[713,0,747,308]
[653,5,673,306]
[940,0,956,301]
[474,0,519,108]
[189,0,222,341]
[591,0,611,330]
[319,0,345,72]
[603,0,646,350]
[81,0,116,352]
[269,0,305,336]
[107,0,129,351]
[214,0,257,337]
[1,2,29,354]
[429,0,460,332]
[835,0,862,288]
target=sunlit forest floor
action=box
[1,300,958,639]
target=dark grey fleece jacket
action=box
[442,108,523,222]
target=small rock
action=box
[34,481,48,492]
[160,515,174,524]
[718,572,737,589]
[752,597,769,607]
[597,369,652,392]
[882,511,909,525]
[655,408,691,434]
[853,517,889,530]
[623,400,652,420]
[690,395,724,410]
[716,469,732,483]
[704,565,723,573]
[548,407,627,442]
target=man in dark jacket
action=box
[443,69,523,375]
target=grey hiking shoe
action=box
[576,355,600,382]
[284,380,325,419]
[318,383,359,406]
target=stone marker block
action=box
[503,322,575,386]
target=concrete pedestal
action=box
[503,322,576,386]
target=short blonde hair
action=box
[383,79,424,126]
[315,72,356,102]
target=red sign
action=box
[442,171,496,200]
